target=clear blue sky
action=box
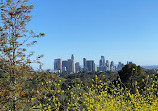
[28,0,158,69]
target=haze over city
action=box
[27,0,158,69]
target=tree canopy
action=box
[118,63,146,93]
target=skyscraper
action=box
[94,63,97,72]
[71,54,75,73]
[54,58,62,73]
[75,62,81,73]
[62,60,68,72]
[86,60,95,72]
[83,58,87,71]
[117,62,124,71]
[98,56,106,72]
[110,61,115,72]
[62,54,75,73]
[106,60,110,71]
[99,56,105,67]
[66,59,72,73]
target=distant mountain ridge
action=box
[141,65,158,69]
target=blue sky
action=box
[27,0,158,69]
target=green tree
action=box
[118,63,146,93]
[0,0,44,110]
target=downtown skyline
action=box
[34,54,157,70]
[42,54,126,72]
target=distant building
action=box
[61,54,75,73]
[62,61,67,67]
[106,60,110,71]
[83,58,87,71]
[110,61,115,72]
[99,56,105,67]
[54,58,62,73]
[86,60,95,72]
[117,62,124,71]
[75,62,81,73]
[83,58,96,72]
[98,58,115,72]
[98,56,106,72]
[62,60,68,72]
[67,59,72,73]
[71,54,75,73]
[94,63,97,72]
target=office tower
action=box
[99,56,105,67]
[83,58,87,71]
[61,54,75,73]
[110,61,115,72]
[106,60,110,71]
[65,54,75,73]
[75,62,81,73]
[98,56,106,72]
[117,62,124,71]
[62,60,68,72]
[62,61,67,68]
[94,63,97,72]
[86,60,95,72]
[67,59,72,73]
[54,58,62,73]
[71,54,75,73]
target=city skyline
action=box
[35,54,157,70]
[49,54,125,73]
[28,0,158,69]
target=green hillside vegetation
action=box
[1,63,158,110]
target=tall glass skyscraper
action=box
[54,58,62,72]
[99,56,105,67]
[71,54,75,73]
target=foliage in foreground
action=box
[1,72,157,111]
[0,0,44,110]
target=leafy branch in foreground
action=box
[0,0,44,110]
